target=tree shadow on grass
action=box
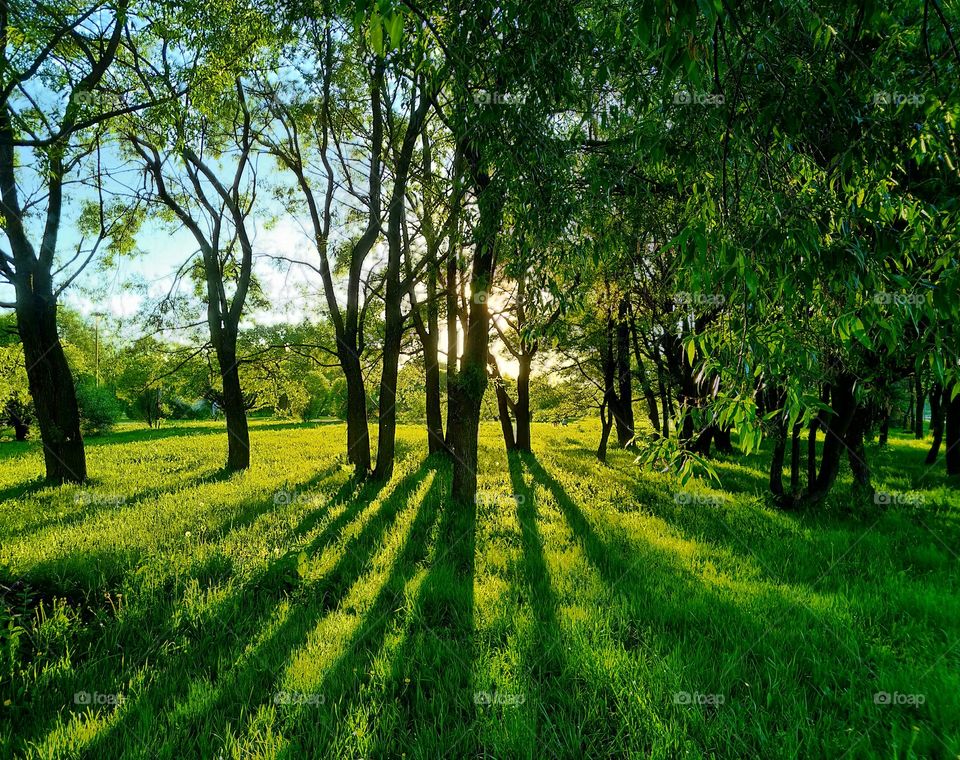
[6,458,376,752]
[521,453,931,758]
[75,456,434,758]
[270,455,452,757]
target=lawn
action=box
[1,421,958,758]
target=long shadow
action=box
[357,457,477,758]
[271,455,475,758]
[79,457,432,758]
[8,461,361,752]
[272,457,449,757]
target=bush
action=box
[76,380,122,436]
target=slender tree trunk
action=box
[613,299,634,446]
[914,375,925,439]
[597,402,612,462]
[770,421,787,501]
[628,316,659,434]
[789,421,802,495]
[217,344,250,471]
[945,392,960,477]
[878,414,889,445]
[340,348,371,474]
[423,331,445,454]
[15,281,86,483]
[926,385,944,464]
[514,353,532,451]
[657,371,671,438]
[493,377,515,451]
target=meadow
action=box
[1,421,958,758]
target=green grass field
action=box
[1,421,958,758]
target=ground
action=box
[1,420,958,758]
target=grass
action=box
[1,419,958,758]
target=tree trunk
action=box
[628,316,659,435]
[878,414,889,445]
[423,332,445,455]
[515,353,532,451]
[925,385,944,464]
[657,370,671,438]
[447,157,501,504]
[844,405,871,492]
[769,420,787,500]
[789,421,802,495]
[714,426,734,454]
[341,350,371,475]
[217,345,250,471]
[945,392,960,477]
[914,375,925,439]
[613,298,634,447]
[15,284,86,483]
[597,402,612,462]
[806,375,857,503]
[493,377,515,451]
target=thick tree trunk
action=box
[844,405,871,492]
[16,285,86,483]
[217,346,250,471]
[806,375,857,503]
[945,392,960,477]
[448,157,501,504]
[341,350,371,475]
[925,385,944,464]
[514,353,532,451]
[714,426,734,454]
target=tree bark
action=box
[945,392,960,477]
[514,353,532,451]
[217,345,250,471]
[925,385,944,464]
[806,375,858,503]
[447,153,502,504]
[613,298,634,446]
[914,375,925,439]
[14,274,86,482]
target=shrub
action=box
[76,380,122,436]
